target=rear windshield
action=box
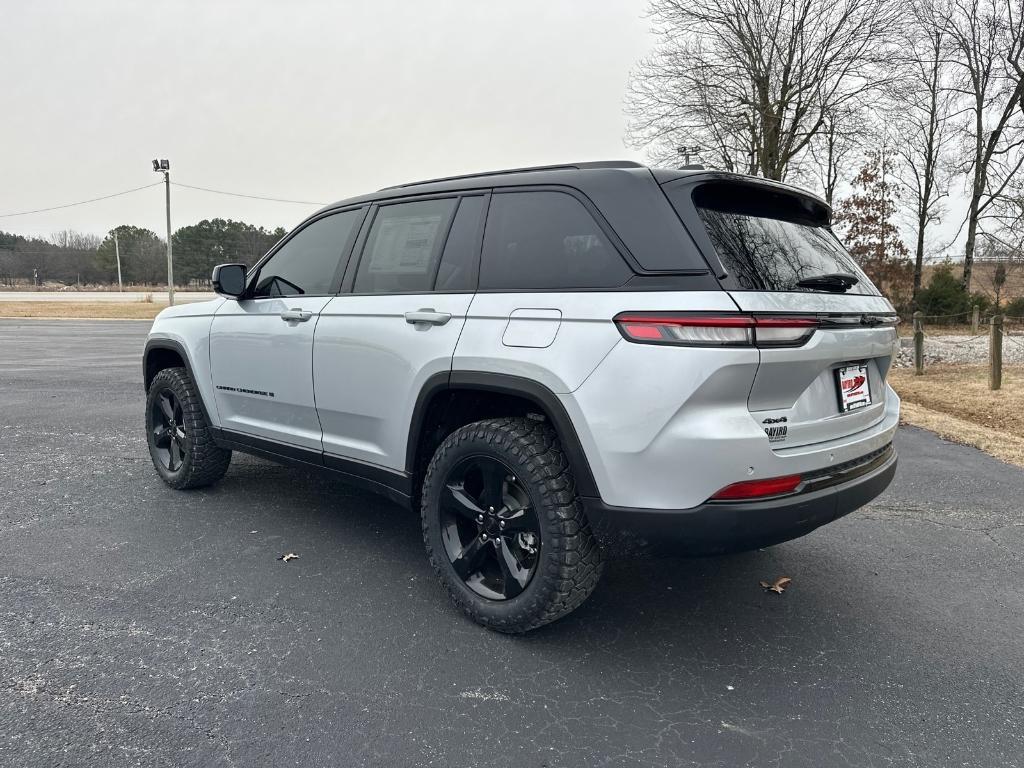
[669,182,876,294]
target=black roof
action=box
[377,160,646,191]
[316,160,827,214]
[317,161,657,212]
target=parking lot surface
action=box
[2,319,1023,767]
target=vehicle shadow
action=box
[213,455,882,670]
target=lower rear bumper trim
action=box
[581,448,897,554]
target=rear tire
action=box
[146,367,231,490]
[421,417,604,633]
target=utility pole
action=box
[114,231,123,292]
[152,159,174,305]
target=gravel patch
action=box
[895,333,1024,367]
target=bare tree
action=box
[890,3,956,306]
[49,229,101,251]
[933,0,1024,289]
[626,0,905,181]
[808,107,869,206]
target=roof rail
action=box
[378,160,645,191]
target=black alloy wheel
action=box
[150,388,187,472]
[440,455,541,601]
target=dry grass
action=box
[889,364,1024,466]
[0,301,165,319]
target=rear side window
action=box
[353,198,456,294]
[669,183,876,294]
[480,191,631,291]
[252,209,361,297]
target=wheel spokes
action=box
[477,459,507,510]
[439,454,541,601]
[497,507,533,532]
[443,482,485,522]
[497,539,530,598]
[158,393,175,423]
[450,535,487,580]
[169,439,182,471]
[153,425,171,449]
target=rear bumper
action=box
[582,445,897,554]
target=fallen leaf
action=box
[278,553,299,563]
[759,576,792,594]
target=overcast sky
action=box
[1,0,654,240]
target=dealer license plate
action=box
[837,364,871,412]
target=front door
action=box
[210,207,365,451]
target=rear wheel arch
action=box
[406,371,599,500]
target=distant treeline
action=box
[0,219,287,287]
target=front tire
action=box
[421,417,605,633]
[146,367,231,490]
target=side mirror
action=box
[212,263,247,298]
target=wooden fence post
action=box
[972,304,980,334]
[913,311,924,376]
[990,314,1003,391]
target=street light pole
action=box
[152,159,174,305]
[677,145,702,167]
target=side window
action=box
[479,191,631,290]
[352,198,457,294]
[435,195,486,292]
[253,209,362,298]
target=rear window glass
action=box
[671,183,876,294]
[480,191,631,291]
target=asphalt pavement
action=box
[2,319,1023,767]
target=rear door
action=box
[209,208,364,451]
[453,188,638,394]
[664,179,899,449]
[312,194,485,471]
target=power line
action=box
[0,178,325,226]
[0,183,164,218]
[171,182,326,206]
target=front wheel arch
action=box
[144,339,215,427]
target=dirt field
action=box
[889,364,1024,466]
[0,301,165,319]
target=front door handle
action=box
[404,309,452,326]
[281,309,313,322]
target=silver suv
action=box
[143,161,899,632]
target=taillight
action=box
[614,313,817,348]
[709,474,803,501]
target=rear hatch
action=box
[663,176,899,449]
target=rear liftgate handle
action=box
[404,309,452,327]
[280,309,314,322]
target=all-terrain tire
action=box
[146,367,231,490]
[421,417,605,633]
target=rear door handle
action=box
[281,309,313,322]
[404,309,452,326]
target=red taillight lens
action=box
[750,317,818,347]
[614,314,817,348]
[710,474,803,501]
[616,315,754,346]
